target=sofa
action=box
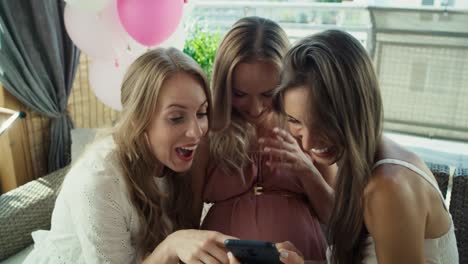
[0,166,69,263]
[0,162,467,263]
[0,128,95,263]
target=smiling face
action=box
[146,72,209,172]
[283,86,339,165]
[231,61,279,125]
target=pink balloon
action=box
[64,2,130,60]
[127,1,193,51]
[117,0,184,46]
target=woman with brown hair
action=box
[248,29,459,264]
[193,16,336,261]
[24,48,234,264]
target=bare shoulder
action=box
[380,136,432,178]
[363,171,427,263]
[364,166,414,214]
[363,164,427,233]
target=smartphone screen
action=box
[224,239,281,264]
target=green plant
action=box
[183,22,222,79]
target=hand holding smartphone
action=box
[224,239,281,264]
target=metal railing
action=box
[0,107,26,136]
[189,1,372,50]
[187,2,468,141]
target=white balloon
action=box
[88,0,196,111]
[64,2,130,60]
[88,53,138,111]
[64,0,111,12]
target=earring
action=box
[144,132,151,148]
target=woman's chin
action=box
[161,160,193,174]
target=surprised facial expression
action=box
[146,72,209,172]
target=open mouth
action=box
[175,145,197,161]
[310,146,336,159]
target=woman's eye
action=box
[233,90,246,97]
[287,116,300,124]
[197,112,208,119]
[169,116,184,123]
[262,91,274,98]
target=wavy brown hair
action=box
[112,48,211,257]
[273,30,383,263]
[210,16,289,176]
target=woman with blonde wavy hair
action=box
[25,48,235,264]
[193,16,336,261]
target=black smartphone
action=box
[224,239,281,264]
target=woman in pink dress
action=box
[192,16,336,261]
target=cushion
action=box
[0,167,69,260]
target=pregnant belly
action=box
[201,194,327,260]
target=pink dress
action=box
[201,153,327,260]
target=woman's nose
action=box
[247,98,264,117]
[186,118,203,138]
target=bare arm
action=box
[364,172,426,264]
[298,162,335,224]
[314,161,337,190]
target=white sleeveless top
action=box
[327,159,459,263]
[364,159,459,263]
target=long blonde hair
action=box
[210,16,289,175]
[112,48,211,256]
[274,30,383,263]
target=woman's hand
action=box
[227,252,241,264]
[259,127,335,223]
[276,241,305,264]
[259,127,321,178]
[147,229,237,264]
[173,230,237,264]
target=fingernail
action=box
[259,138,264,143]
[264,147,270,152]
[280,251,288,258]
[273,127,279,132]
